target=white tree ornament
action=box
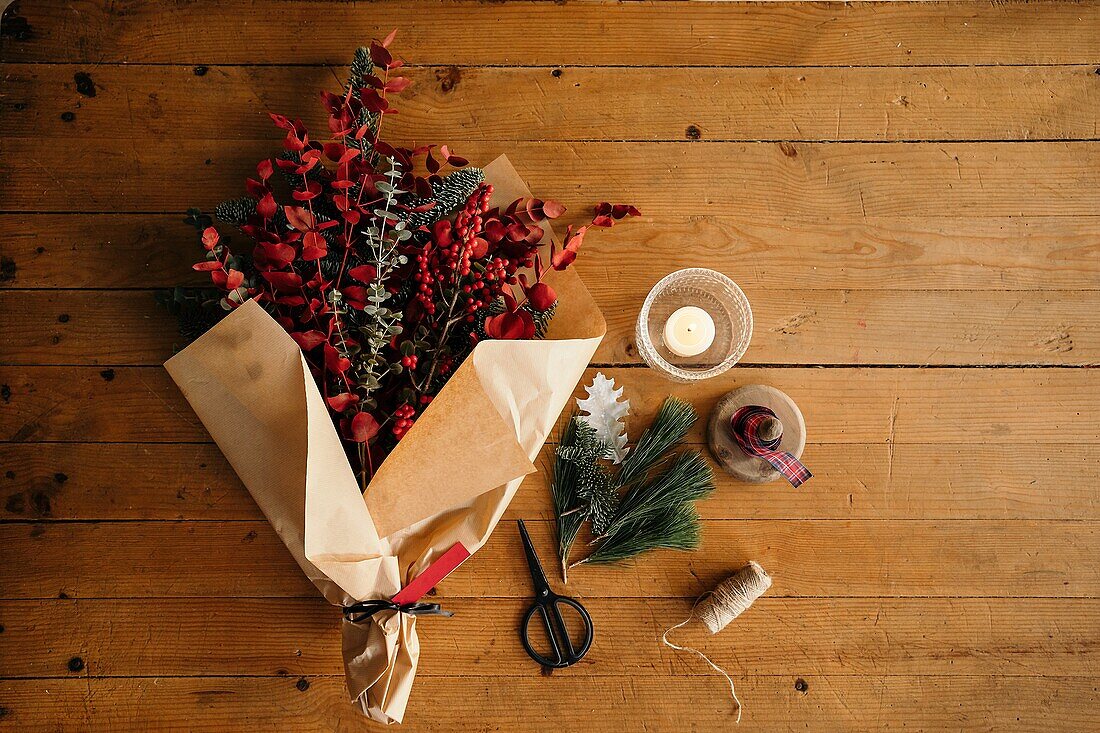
[576,372,631,464]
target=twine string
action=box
[661,561,773,724]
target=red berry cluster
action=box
[392,403,416,439]
[414,184,495,316]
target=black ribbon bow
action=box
[342,599,454,624]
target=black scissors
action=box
[516,519,594,668]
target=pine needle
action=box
[615,397,697,488]
[575,503,701,566]
[599,451,714,540]
[550,415,585,579]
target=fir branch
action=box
[574,502,701,566]
[614,397,697,488]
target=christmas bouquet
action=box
[164,33,634,723]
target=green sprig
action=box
[548,396,715,581]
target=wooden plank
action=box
[7,63,1100,142]
[4,1,1099,66]
[3,140,1098,217]
[2,366,1097,445]
[6,213,1100,291]
[1,675,1096,731]
[2,597,1096,678]
[4,441,1098,522]
[3,288,1097,367]
[2,519,1097,599]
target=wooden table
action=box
[2,1,1098,729]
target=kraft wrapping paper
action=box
[165,156,605,723]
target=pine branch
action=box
[574,502,701,566]
[614,396,697,488]
[600,451,713,540]
[550,416,585,579]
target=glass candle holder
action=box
[635,268,752,382]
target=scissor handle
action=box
[520,594,594,669]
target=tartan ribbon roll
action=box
[729,405,812,488]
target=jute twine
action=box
[661,561,772,723]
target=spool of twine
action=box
[661,561,772,723]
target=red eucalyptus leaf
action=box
[414,176,433,198]
[342,285,369,310]
[201,227,219,249]
[485,310,535,340]
[331,179,354,190]
[592,214,614,228]
[290,330,326,351]
[524,224,545,244]
[384,77,411,93]
[594,202,613,217]
[268,113,293,130]
[284,206,315,232]
[324,343,353,374]
[541,199,566,219]
[381,28,398,48]
[369,42,393,69]
[439,145,467,166]
[551,248,577,270]
[254,242,296,269]
[245,178,267,199]
[361,89,389,113]
[338,148,360,165]
[525,282,557,311]
[347,411,380,443]
[192,260,222,272]
[256,159,274,180]
[502,286,519,312]
[327,392,360,412]
[425,150,440,174]
[256,192,277,219]
[323,142,346,162]
[320,90,344,112]
[348,265,378,283]
[284,129,306,152]
[292,181,323,201]
[225,269,244,290]
[261,271,304,291]
[275,294,306,307]
[301,231,327,260]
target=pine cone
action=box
[214,197,257,226]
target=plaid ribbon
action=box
[729,405,812,488]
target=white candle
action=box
[663,306,715,357]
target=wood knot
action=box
[685,125,702,140]
[68,656,85,672]
[436,66,461,93]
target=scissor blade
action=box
[517,519,552,595]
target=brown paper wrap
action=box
[165,156,605,723]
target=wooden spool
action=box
[707,385,806,483]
